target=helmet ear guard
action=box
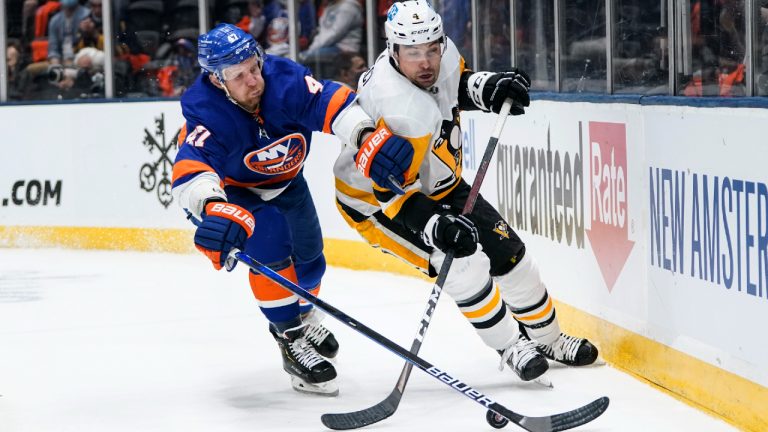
[384,1,444,65]
[198,23,264,83]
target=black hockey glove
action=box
[422,213,479,258]
[465,69,531,115]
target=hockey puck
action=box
[486,410,509,429]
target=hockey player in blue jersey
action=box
[171,23,414,396]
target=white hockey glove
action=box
[465,69,531,115]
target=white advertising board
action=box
[461,102,768,388]
[1,101,188,228]
[643,105,768,387]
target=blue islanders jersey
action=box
[172,55,354,203]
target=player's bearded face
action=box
[395,41,442,89]
[219,56,265,111]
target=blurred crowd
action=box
[3,0,376,101]
[3,0,768,101]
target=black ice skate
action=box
[498,334,550,381]
[271,325,339,396]
[537,333,599,367]
[301,310,339,359]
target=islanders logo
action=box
[244,133,307,175]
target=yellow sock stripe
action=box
[462,287,501,319]
[513,296,553,322]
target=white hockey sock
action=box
[494,254,560,346]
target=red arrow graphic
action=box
[585,122,634,292]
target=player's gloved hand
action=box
[194,202,255,271]
[422,213,479,258]
[467,69,531,115]
[355,124,414,195]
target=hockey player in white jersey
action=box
[331,0,599,382]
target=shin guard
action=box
[494,254,560,346]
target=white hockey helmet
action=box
[384,1,444,61]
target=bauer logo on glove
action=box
[207,202,256,232]
[194,202,255,271]
[355,126,392,176]
[354,123,414,194]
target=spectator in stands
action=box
[156,38,198,97]
[73,46,105,96]
[298,0,316,50]
[243,0,268,42]
[75,15,104,52]
[47,46,104,99]
[248,0,317,51]
[47,0,91,65]
[441,0,471,55]
[683,0,746,96]
[298,0,363,73]
[6,38,26,100]
[88,0,103,29]
[263,0,288,29]
[22,0,41,47]
[265,16,290,57]
[333,51,366,90]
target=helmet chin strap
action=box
[216,74,258,114]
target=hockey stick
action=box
[230,249,609,431]
[322,99,516,430]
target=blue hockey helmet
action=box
[198,23,263,82]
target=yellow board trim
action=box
[0,225,765,432]
[0,226,196,253]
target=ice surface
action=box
[0,249,735,431]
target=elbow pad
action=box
[331,101,376,150]
[175,172,227,220]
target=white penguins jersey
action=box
[333,38,467,221]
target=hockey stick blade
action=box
[231,250,609,432]
[494,396,610,432]
[321,391,400,430]
[322,99,518,431]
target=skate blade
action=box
[532,375,554,388]
[290,376,339,397]
[548,355,607,369]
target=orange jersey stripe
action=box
[249,264,299,301]
[172,159,216,184]
[323,86,353,134]
[177,123,188,148]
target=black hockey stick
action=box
[322,99,516,430]
[230,249,608,431]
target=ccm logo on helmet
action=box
[244,133,307,175]
[356,127,392,174]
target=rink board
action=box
[1,100,766,431]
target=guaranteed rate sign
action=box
[586,122,635,292]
